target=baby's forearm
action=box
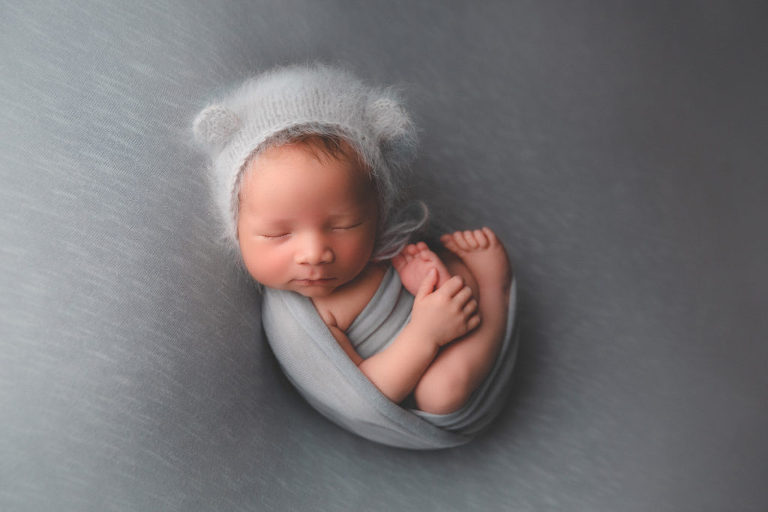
[357,323,440,404]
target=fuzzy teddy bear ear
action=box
[193,104,241,151]
[368,96,411,141]
[367,95,417,165]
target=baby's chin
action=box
[287,280,341,298]
[255,277,341,297]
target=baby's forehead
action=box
[240,142,375,203]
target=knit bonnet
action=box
[193,63,418,253]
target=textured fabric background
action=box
[1,1,766,511]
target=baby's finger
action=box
[467,314,481,331]
[452,285,474,305]
[437,275,464,295]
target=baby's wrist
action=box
[404,321,443,352]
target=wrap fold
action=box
[262,266,519,449]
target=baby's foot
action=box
[441,227,512,294]
[392,242,452,296]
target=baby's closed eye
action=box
[259,232,291,240]
[332,222,363,231]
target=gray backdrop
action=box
[2,1,766,511]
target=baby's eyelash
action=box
[260,233,290,239]
[332,222,362,231]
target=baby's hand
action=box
[410,269,480,347]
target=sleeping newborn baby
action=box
[193,63,513,421]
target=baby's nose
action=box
[295,233,334,265]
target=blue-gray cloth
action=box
[262,266,519,449]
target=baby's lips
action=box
[294,277,335,283]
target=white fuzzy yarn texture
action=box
[192,63,420,256]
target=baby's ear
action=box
[367,95,417,165]
[193,104,241,151]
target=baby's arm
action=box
[327,269,479,404]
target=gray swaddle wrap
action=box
[262,266,519,449]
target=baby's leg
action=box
[392,242,453,295]
[412,227,512,415]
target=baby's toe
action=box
[481,227,498,246]
[441,233,457,250]
[462,230,478,250]
[473,229,489,248]
[452,232,469,251]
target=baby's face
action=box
[237,142,378,298]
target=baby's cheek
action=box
[241,245,284,282]
[339,238,375,266]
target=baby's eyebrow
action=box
[328,210,370,223]
[328,211,361,219]
[252,217,292,227]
